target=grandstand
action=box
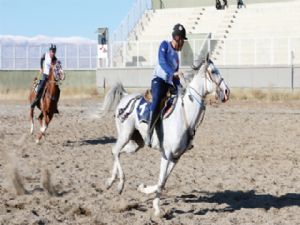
[110,0,300,67]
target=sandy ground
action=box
[0,98,300,225]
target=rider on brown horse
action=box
[30,44,59,112]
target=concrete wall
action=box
[152,0,294,9]
[96,65,300,89]
[0,70,96,93]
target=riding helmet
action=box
[49,44,57,52]
[172,24,188,40]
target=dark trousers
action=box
[150,77,170,116]
[31,74,48,108]
[37,74,48,96]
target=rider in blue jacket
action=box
[145,24,187,147]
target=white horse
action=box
[102,54,230,216]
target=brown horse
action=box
[29,61,65,143]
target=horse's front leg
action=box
[138,159,177,194]
[153,155,170,216]
[29,108,34,134]
[36,112,51,144]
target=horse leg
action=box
[29,108,34,134]
[106,131,132,194]
[36,112,49,143]
[121,140,139,153]
[106,160,118,189]
[38,112,43,126]
[153,155,170,216]
[138,159,177,195]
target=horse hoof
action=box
[154,209,161,217]
[153,199,161,217]
[106,179,113,190]
[117,182,124,194]
[137,183,145,192]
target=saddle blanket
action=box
[136,96,177,123]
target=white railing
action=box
[108,37,300,67]
[111,0,152,42]
[0,44,97,70]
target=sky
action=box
[0,0,134,40]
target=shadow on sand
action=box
[80,136,116,145]
[163,190,300,219]
[63,136,116,147]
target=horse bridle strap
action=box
[206,70,223,89]
[181,88,206,141]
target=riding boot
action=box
[154,118,164,149]
[31,75,47,109]
[145,111,158,147]
[31,86,43,109]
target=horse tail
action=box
[102,82,127,113]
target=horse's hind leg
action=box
[106,160,118,189]
[106,130,132,194]
[121,140,139,153]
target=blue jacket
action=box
[153,41,179,85]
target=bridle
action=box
[205,63,224,94]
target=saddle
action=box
[136,89,178,123]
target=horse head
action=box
[53,60,66,81]
[196,53,230,102]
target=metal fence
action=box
[108,37,300,67]
[1,37,299,70]
[111,0,152,42]
[0,44,98,70]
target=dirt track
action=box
[0,98,300,225]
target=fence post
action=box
[291,50,294,92]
